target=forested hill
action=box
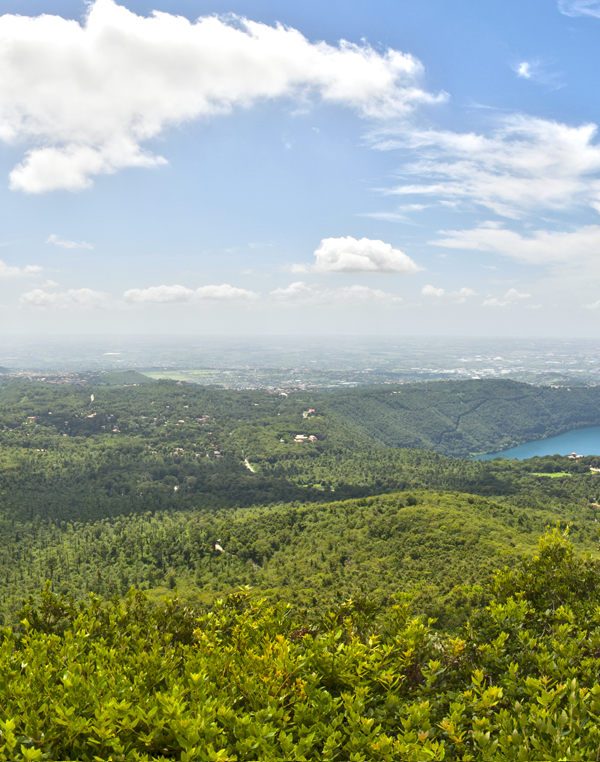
[3,375,599,459]
[0,375,599,621]
[327,378,600,457]
[1,381,600,756]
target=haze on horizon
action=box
[0,0,599,337]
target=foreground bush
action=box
[0,526,599,760]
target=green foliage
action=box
[0,529,599,760]
[327,378,600,457]
[0,378,599,627]
[0,486,596,630]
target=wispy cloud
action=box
[558,0,600,18]
[372,115,600,218]
[359,204,427,223]
[0,0,443,193]
[46,234,93,250]
[431,222,600,265]
[512,59,563,88]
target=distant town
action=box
[1,335,600,390]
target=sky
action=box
[1,0,600,336]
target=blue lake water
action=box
[475,426,600,461]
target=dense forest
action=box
[3,527,600,760]
[0,375,598,622]
[327,378,600,457]
[1,375,600,757]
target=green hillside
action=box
[326,378,600,457]
[0,488,590,630]
[0,377,600,756]
[0,375,598,628]
[4,527,600,761]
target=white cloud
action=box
[0,260,42,277]
[511,60,562,89]
[450,286,477,303]
[359,203,427,223]
[334,284,402,303]
[376,115,600,217]
[20,288,110,308]
[46,234,93,249]
[516,62,532,79]
[421,284,444,297]
[293,236,421,273]
[558,0,600,17]
[123,284,259,303]
[482,297,508,308]
[195,284,259,300]
[584,298,600,309]
[359,212,411,223]
[431,222,600,265]
[0,0,442,193]
[451,287,477,297]
[271,281,315,300]
[270,280,402,305]
[124,285,194,304]
[504,288,531,299]
[482,289,531,309]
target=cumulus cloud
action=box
[46,234,93,249]
[482,289,531,309]
[482,297,508,308]
[504,288,531,300]
[0,260,42,277]
[20,288,110,308]
[271,281,315,300]
[421,284,444,297]
[123,284,259,303]
[451,287,477,297]
[584,298,600,309]
[375,115,600,217]
[0,0,442,193]
[292,236,421,273]
[270,281,402,305]
[558,0,600,17]
[431,222,600,265]
[450,286,477,303]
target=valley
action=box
[0,374,599,627]
[1,372,600,759]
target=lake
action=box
[475,426,600,461]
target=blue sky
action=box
[1,0,600,335]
